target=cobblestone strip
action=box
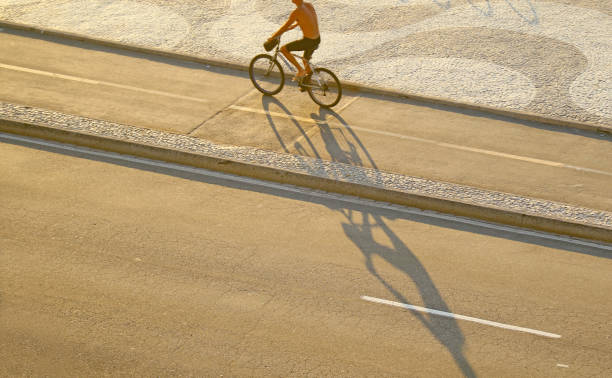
[1,101,611,242]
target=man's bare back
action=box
[292,2,319,39]
[268,0,321,78]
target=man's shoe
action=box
[292,72,306,82]
[298,74,312,91]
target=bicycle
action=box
[248,36,342,108]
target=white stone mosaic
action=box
[343,57,536,108]
[13,0,190,48]
[0,0,38,5]
[0,0,610,125]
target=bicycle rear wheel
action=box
[249,54,284,95]
[307,67,342,108]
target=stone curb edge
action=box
[1,115,611,245]
[1,20,610,135]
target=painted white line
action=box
[361,296,561,339]
[1,131,611,251]
[228,105,612,177]
[557,364,569,368]
[335,95,361,113]
[0,62,209,104]
[230,105,322,125]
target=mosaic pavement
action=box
[1,0,610,126]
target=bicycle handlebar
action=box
[263,36,280,52]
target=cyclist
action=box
[267,0,320,81]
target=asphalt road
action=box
[1,29,611,213]
[1,135,611,377]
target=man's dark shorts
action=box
[285,36,321,61]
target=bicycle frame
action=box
[267,37,323,89]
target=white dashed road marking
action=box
[361,296,562,339]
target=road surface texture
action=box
[1,136,611,376]
[0,0,610,127]
[1,5,612,377]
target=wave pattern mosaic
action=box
[1,0,610,125]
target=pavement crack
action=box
[187,87,256,135]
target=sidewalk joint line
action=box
[336,95,360,114]
[187,87,256,135]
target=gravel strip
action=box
[2,101,611,230]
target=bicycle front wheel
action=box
[249,54,285,95]
[307,67,342,108]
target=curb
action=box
[1,20,610,135]
[1,111,611,245]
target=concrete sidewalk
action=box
[1,0,610,128]
[1,26,611,243]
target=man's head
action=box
[292,0,303,6]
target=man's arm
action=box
[269,12,297,41]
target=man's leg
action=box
[301,56,312,75]
[302,40,319,75]
[280,46,306,77]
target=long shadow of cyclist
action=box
[261,95,321,159]
[261,95,476,377]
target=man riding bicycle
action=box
[267,0,320,81]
